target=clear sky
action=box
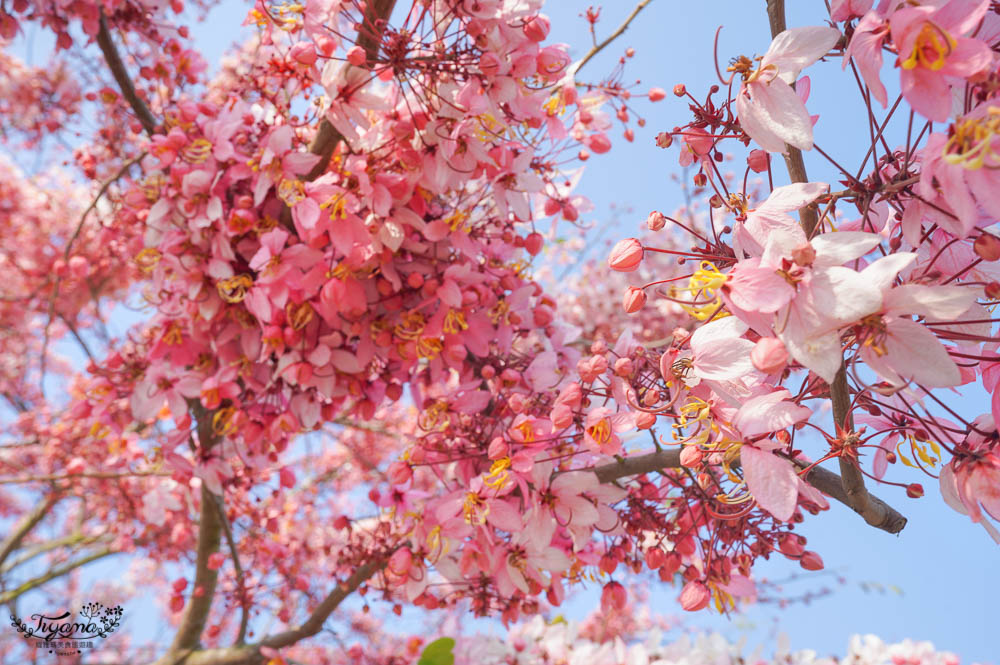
[10,1,995,662]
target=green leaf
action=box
[418,637,456,665]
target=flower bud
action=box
[635,411,656,429]
[680,445,703,467]
[523,14,550,41]
[974,233,1000,261]
[613,357,634,377]
[655,132,673,148]
[646,211,666,231]
[550,403,574,430]
[622,286,647,313]
[987,282,1000,299]
[345,45,366,66]
[608,238,644,272]
[488,437,508,459]
[601,581,628,612]
[799,551,824,571]
[751,337,788,374]
[673,84,686,97]
[524,232,544,256]
[747,149,769,173]
[289,42,317,66]
[678,580,711,611]
[648,87,666,102]
[906,483,924,498]
[388,547,413,576]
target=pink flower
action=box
[940,416,1000,543]
[830,0,873,22]
[918,102,1000,236]
[582,407,633,456]
[855,253,980,388]
[889,0,993,122]
[735,26,841,152]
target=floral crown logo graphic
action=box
[10,602,123,655]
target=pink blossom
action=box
[735,26,841,152]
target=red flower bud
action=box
[679,580,711,611]
[906,483,924,498]
[673,84,686,97]
[608,238,643,272]
[523,14,550,41]
[747,149,769,173]
[601,581,628,612]
[648,87,666,102]
[799,551,824,571]
[647,211,667,231]
[680,445,703,467]
[655,132,673,148]
[622,286,647,312]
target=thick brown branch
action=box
[166,483,223,655]
[764,0,891,528]
[0,494,59,569]
[96,11,158,136]
[765,0,820,236]
[590,446,906,534]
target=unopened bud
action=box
[987,282,1000,299]
[747,149,769,173]
[622,286,647,313]
[678,580,711,611]
[608,238,644,272]
[648,87,666,102]
[680,445,703,467]
[601,581,628,612]
[799,551,824,571]
[693,173,707,187]
[906,483,924,499]
[751,337,788,374]
[673,84,686,97]
[647,211,667,231]
[635,411,657,429]
[655,132,673,148]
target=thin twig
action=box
[211,493,249,646]
[571,0,654,77]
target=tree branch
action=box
[763,0,892,529]
[571,0,654,77]
[302,0,398,182]
[590,446,906,534]
[96,11,158,136]
[260,557,387,648]
[0,548,116,604]
[166,484,223,654]
[0,494,59,569]
[765,0,820,236]
[210,493,249,646]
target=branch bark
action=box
[590,446,906,534]
[303,0,398,182]
[763,0,895,530]
[0,494,59,569]
[96,11,158,136]
[764,0,820,236]
[0,548,116,604]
